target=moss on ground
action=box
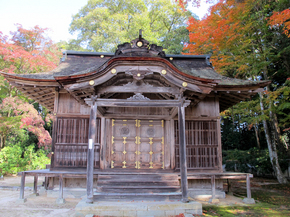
[193,178,290,216]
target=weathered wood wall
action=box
[175,97,221,171]
[185,96,220,118]
[57,93,90,115]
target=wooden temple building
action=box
[1,34,270,204]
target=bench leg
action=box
[242,174,255,204]
[56,174,65,204]
[33,175,39,196]
[18,172,27,203]
[210,175,219,203]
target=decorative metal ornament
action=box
[122,161,127,168]
[89,80,95,86]
[111,161,114,168]
[111,68,117,74]
[135,136,141,145]
[137,41,143,47]
[182,82,188,87]
[120,127,130,136]
[161,69,167,75]
[147,127,155,136]
[135,161,141,169]
[123,137,127,145]
[135,119,141,127]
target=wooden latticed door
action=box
[111,119,165,169]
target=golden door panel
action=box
[111,119,164,169]
[111,119,137,169]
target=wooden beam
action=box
[86,96,98,204]
[178,104,189,203]
[98,85,180,95]
[170,107,178,119]
[85,98,190,108]
[104,114,172,120]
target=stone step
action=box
[97,180,180,186]
[93,192,182,201]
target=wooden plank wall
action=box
[57,93,90,115]
[54,117,101,168]
[174,120,219,170]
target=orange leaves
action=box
[268,9,290,37]
[185,0,261,74]
[0,24,61,75]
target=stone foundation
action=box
[75,199,202,217]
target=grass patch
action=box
[201,203,290,216]
[194,178,290,216]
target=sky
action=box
[0,0,212,43]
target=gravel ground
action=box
[0,175,249,217]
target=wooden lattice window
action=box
[175,120,219,169]
[53,117,101,168]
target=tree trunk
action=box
[0,135,5,151]
[259,92,288,184]
[254,123,261,149]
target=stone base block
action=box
[189,189,225,199]
[56,198,66,204]
[243,198,255,204]
[209,198,220,203]
[17,198,27,203]
[30,193,39,197]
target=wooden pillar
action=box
[100,117,106,170]
[246,174,251,199]
[86,97,98,203]
[178,104,189,203]
[51,87,59,169]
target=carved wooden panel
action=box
[54,117,101,168]
[111,119,164,169]
[175,120,219,170]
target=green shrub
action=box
[0,142,49,175]
[223,148,274,175]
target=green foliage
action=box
[0,143,49,175]
[68,0,194,53]
[223,148,288,175]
